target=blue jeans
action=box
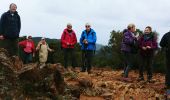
[24,52,33,64]
[122,52,133,78]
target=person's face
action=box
[67,25,72,30]
[41,39,45,43]
[10,4,17,13]
[144,28,151,34]
[85,25,91,31]
[131,26,136,33]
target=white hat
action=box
[85,23,91,27]
[41,37,45,40]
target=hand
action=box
[0,35,4,40]
[66,42,70,45]
[83,39,87,43]
[33,53,35,57]
[142,47,147,50]
[50,49,54,52]
[146,46,151,49]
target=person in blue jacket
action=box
[80,23,97,74]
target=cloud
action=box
[0,0,170,44]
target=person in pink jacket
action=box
[18,36,35,64]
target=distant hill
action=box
[32,37,104,50]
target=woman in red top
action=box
[61,23,77,71]
[18,36,35,64]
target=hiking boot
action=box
[137,77,144,82]
[87,70,91,74]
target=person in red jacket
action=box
[61,23,77,72]
[18,36,35,64]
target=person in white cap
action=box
[61,23,77,72]
[36,37,53,68]
[80,23,97,74]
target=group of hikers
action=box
[1,3,170,90]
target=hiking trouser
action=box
[63,48,77,68]
[139,55,153,80]
[81,50,94,72]
[122,52,133,78]
[24,52,33,64]
[165,54,170,87]
[0,39,18,56]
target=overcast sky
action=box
[0,0,170,45]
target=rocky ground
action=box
[0,48,168,100]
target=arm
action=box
[36,42,41,51]
[151,38,158,49]
[123,32,135,46]
[61,31,67,45]
[0,13,6,35]
[18,40,26,47]
[79,32,84,45]
[160,33,168,48]
[71,32,77,45]
[18,15,21,33]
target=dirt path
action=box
[64,68,166,100]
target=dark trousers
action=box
[165,55,170,87]
[122,52,133,78]
[139,55,153,80]
[81,50,94,72]
[63,48,76,68]
[24,52,33,64]
[0,39,18,56]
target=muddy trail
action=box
[0,48,167,100]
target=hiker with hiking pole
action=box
[80,23,97,74]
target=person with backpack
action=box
[18,36,35,64]
[160,31,170,88]
[80,23,97,74]
[138,26,158,82]
[36,37,53,68]
[61,23,77,72]
[0,3,21,56]
[121,23,138,78]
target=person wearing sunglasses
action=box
[80,23,97,74]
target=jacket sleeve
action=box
[71,32,77,45]
[61,31,67,45]
[79,32,84,46]
[87,32,97,44]
[0,13,6,35]
[160,33,168,48]
[123,32,134,46]
[32,41,35,53]
[18,40,26,47]
[138,36,143,49]
[151,38,158,49]
[18,15,21,33]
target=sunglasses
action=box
[86,26,90,28]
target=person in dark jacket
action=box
[61,23,77,72]
[160,31,170,88]
[80,23,97,74]
[121,23,138,78]
[138,26,158,82]
[0,3,21,56]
